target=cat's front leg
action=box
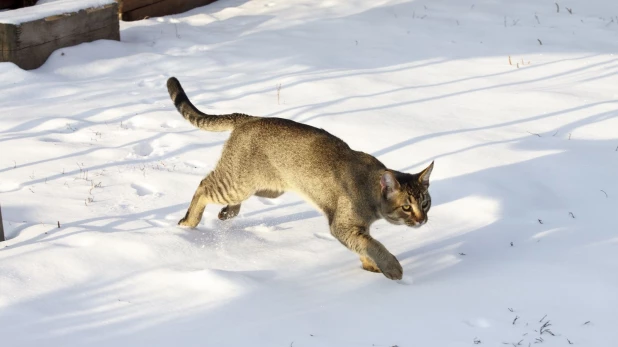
[330,222,402,280]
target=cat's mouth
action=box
[406,220,427,228]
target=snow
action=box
[1,0,617,346]
[0,0,115,25]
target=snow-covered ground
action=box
[1,0,617,346]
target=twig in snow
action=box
[583,321,591,325]
[509,56,512,65]
[569,212,575,218]
[459,252,466,256]
[57,221,61,228]
[615,145,617,151]
[555,3,559,13]
[538,219,544,224]
[474,337,481,344]
[568,133,571,140]
[537,39,543,45]
[509,308,514,312]
[512,19,520,26]
[527,131,541,137]
[13,160,16,169]
[277,83,282,105]
[540,314,547,323]
[535,337,544,343]
[510,242,514,247]
[513,316,520,325]
[600,190,608,198]
[535,13,541,24]
[567,338,574,344]
[552,130,559,136]
[540,321,554,336]
[566,7,572,14]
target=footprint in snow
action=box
[314,233,335,241]
[131,183,159,197]
[132,142,154,157]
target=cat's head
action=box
[379,161,433,228]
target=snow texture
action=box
[0,0,115,25]
[0,0,617,346]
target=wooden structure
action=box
[117,0,217,21]
[0,2,120,70]
[0,0,37,10]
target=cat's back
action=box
[238,117,352,152]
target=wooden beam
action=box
[0,3,119,70]
[118,0,217,21]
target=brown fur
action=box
[167,77,434,280]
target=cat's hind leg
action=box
[179,170,250,228]
[218,204,241,220]
[217,190,283,221]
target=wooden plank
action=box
[1,0,37,9]
[0,0,16,10]
[5,23,119,69]
[116,0,166,14]
[120,0,217,21]
[0,2,120,70]
[9,3,118,49]
[0,17,17,52]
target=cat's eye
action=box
[421,200,429,209]
[402,205,411,212]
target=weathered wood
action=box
[0,0,16,10]
[117,0,217,21]
[0,0,36,9]
[117,0,160,13]
[0,203,5,242]
[0,3,120,70]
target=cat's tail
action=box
[166,77,255,132]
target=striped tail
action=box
[166,77,255,132]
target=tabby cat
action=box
[167,77,434,280]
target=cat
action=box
[166,77,434,280]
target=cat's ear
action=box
[418,161,434,188]
[380,171,401,196]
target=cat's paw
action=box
[360,256,381,273]
[178,217,198,228]
[378,255,403,280]
[218,206,239,221]
[362,263,381,273]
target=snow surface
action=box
[1,0,618,346]
[0,0,115,25]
